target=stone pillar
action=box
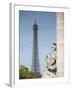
[56,13,64,77]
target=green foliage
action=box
[19,65,34,79]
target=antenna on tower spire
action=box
[35,19,36,24]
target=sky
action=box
[19,10,56,73]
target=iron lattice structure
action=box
[31,20,41,78]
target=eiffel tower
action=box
[31,20,41,78]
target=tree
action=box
[19,65,34,79]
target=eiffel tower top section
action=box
[33,20,38,31]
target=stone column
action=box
[56,13,64,77]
